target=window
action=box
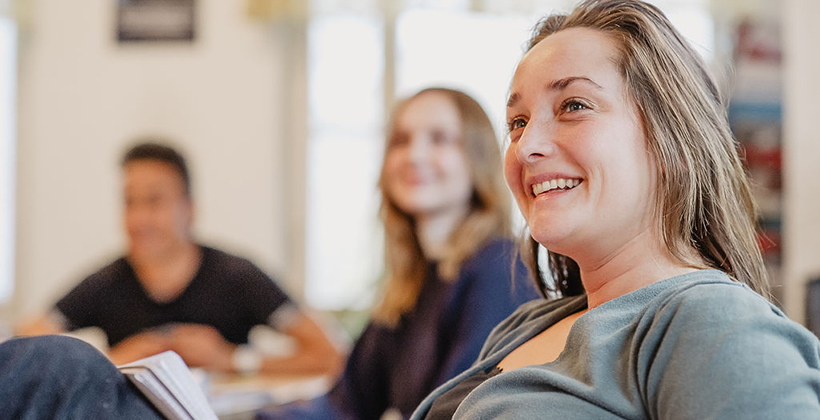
[0,16,16,303]
[394,9,536,135]
[305,14,385,310]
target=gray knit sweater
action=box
[411,270,820,419]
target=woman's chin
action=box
[529,225,576,253]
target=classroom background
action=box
[0,0,819,337]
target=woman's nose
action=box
[515,119,556,163]
[407,135,431,162]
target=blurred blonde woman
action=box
[256,88,539,420]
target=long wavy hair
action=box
[372,88,512,326]
[520,0,771,300]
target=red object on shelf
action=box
[741,145,782,171]
[756,229,781,256]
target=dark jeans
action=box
[0,335,164,420]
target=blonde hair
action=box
[521,0,771,300]
[372,88,511,326]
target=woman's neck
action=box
[415,207,469,260]
[576,230,697,309]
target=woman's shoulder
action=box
[642,270,818,350]
[633,271,820,415]
[653,270,778,317]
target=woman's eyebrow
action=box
[548,76,603,91]
[507,76,603,109]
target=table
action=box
[206,372,331,420]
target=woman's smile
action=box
[531,177,583,197]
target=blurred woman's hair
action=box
[373,88,512,326]
[521,0,770,301]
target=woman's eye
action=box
[562,100,588,113]
[508,118,527,132]
[389,134,408,147]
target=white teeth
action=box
[532,178,581,196]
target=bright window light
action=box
[305,15,385,310]
[0,16,17,304]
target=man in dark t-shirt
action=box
[17,141,342,376]
[56,246,292,348]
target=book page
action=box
[119,351,218,420]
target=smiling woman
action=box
[382,91,473,228]
[504,31,661,291]
[409,1,820,419]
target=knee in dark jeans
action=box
[0,335,115,381]
[0,335,163,420]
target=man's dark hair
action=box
[121,141,191,197]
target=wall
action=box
[10,0,296,320]
[782,0,820,324]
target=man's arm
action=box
[107,330,173,365]
[165,311,344,376]
[17,311,171,365]
[19,313,344,374]
[257,311,344,376]
[15,312,67,336]
[18,311,173,365]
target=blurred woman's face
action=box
[504,27,657,265]
[383,92,473,220]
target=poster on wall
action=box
[117,0,196,42]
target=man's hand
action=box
[168,323,235,372]
[108,330,172,365]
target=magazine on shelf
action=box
[118,351,218,420]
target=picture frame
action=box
[117,0,196,43]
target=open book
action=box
[118,351,219,420]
